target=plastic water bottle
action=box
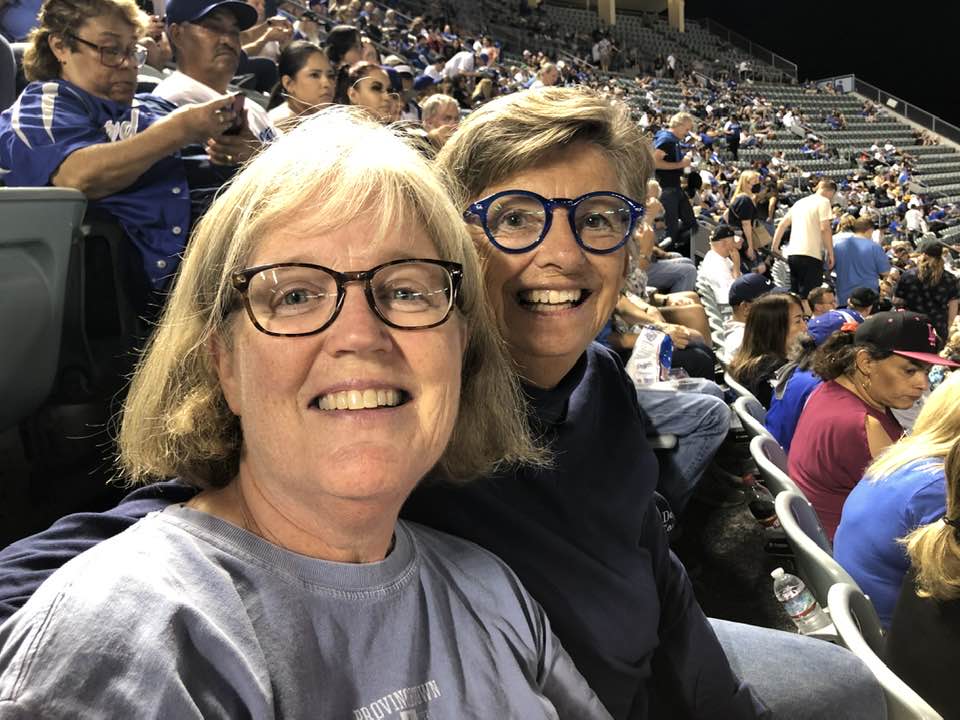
[771,568,831,633]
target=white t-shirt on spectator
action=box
[905,208,925,232]
[424,64,444,83]
[722,318,745,364]
[443,51,474,79]
[153,71,278,144]
[699,250,736,305]
[784,192,831,260]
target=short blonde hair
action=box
[436,85,654,203]
[668,111,695,130]
[421,93,458,125]
[119,107,540,488]
[24,0,146,81]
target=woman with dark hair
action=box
[267,40,337,127]
[324,23,362,68]
[765,310,861,453]
[894,234,959,340]
[333,60,393,121]
[728,293,807,407]
[789,311,944,539]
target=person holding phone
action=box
[157,0,279,163]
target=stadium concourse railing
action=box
[816,74,960,148]
[701,17,798,82]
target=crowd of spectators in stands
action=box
[5,0,960,715]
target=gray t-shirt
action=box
[0,506,610,719]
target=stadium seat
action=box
[723,370,761,404]
[749,435,802,497]
[0,33,15,112]
[828,583,943,720]
[775,491,859,607]
[0,188,87,430]
[733,395,772,441]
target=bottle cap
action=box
[771,567,784,579]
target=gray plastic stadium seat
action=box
[749,435,804,498]
[0,188,87,429]
[775,491,859,607]
[733,395,773,441]
[0,34,15,112]
[828,583,943,720]
[723,370,761,405]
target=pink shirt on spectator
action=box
[788,380,903,539]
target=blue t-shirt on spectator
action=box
[832,234,891,307]
[764,368,820,454]
[834,459,946,627]
[0,79,191,289]
[653,128,683,188]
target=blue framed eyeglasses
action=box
[464,190,644,255]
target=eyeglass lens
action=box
[244,261,455,335]
[482,193,635,251]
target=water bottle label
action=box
[782,589,818,621]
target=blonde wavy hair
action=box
[732,170,761,199]
[436,85,654,205]
[118,107,541,488]
[903,438,960,601]
[867,370,960,482]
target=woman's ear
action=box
[48,33,70,64]
[281,74,293,93]
[209,334,241,416]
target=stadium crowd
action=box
[3,0,960,716]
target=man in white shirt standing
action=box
[771,179,837,299]
[160,0,277,165]
[699,224,740,305]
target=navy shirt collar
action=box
[521,351,588,426]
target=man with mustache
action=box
[157,0,277,165]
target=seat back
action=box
[0,188,86,429]
[750,435,803,497]
[723,370,761,405]
[828,583,943,720]
[776,491,858,607]
[0,33,15,112]
[733,395,773,441]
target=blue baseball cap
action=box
[807,309,860,346]
[165,0,258,29]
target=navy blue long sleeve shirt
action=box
[0,344,762,719]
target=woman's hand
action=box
[662,323,693,349]
[170,96,240,145]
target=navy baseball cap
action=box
[855,311,959,366]
[807,310,860,346]
[165,0,258,29]
[728,273,784,307]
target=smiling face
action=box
[51,14,140,104]
[471,143,629,388]
[283,51,337,113]
[214,213,466,508]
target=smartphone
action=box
[224,93,245,136]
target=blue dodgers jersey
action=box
[0,79,191,288]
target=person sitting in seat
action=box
[699,223,740,306]
[887,438,960,718]
[0,106,610,719]
[790,311,945,539]
[765,309,860,453]
[721,273,778,364]
[807,286,837,317]
[157,0,277,158]
[835,371,960,627]
[0,0,241,297]
[728,293,807,408]
[265,40,336,129]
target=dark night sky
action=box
[683,1,959,129]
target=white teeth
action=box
[314,389,403,411]
[520,289,583,305]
